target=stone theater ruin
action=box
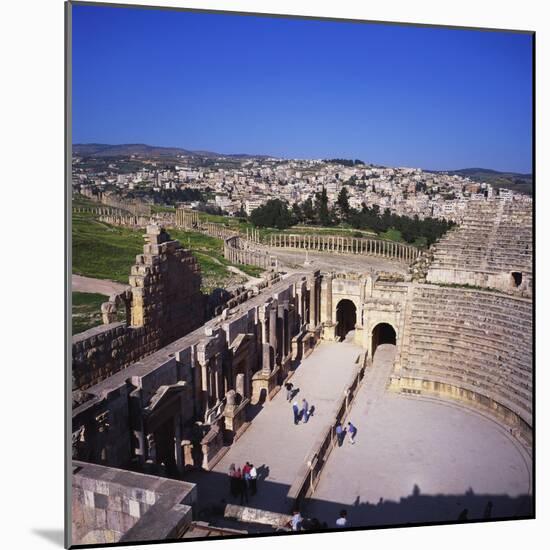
[71,198,532,544]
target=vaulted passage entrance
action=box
[336,299,356,341]
[371,323,396,356]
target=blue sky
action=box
[72,4,533,172]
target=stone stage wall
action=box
[72,271,323,474]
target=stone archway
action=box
[336,299,357,341]
[371,322,396,356]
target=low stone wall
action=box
[72,322,153,391]
[224,504,291,530]
[393,376,532,446]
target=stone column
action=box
[269,304,277,347]
[146,433,157,464]
[296,287,303,319]
[279,303,288,359]
[325,274,333,323]
[133,424,146,465]
[174,414,183,473]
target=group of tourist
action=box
[335,421,358,446]
[285,381,315,425]
[228,462,258,505]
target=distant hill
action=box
[73,143,271,159]
[428,167,533,196]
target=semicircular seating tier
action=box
[397,285,532,444]
[426,199,532,295]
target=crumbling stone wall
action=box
[72,225,204,391]
[129,225,204,346]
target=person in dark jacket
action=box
[292,402,300,425]
[285,382,294,401]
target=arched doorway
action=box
[336,299,356,341]
[371,322,396,356]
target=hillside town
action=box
[73,153,531,223]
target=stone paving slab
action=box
[265,248,408,274]
[185,341,363,514]
[305,344,532,528]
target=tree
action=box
[291,202,304,224]
[315,187,331,226]
[250,199,293,230]
[336,186,350,221]
[301,198,315,225]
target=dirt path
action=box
[226,265,264,287]
[72,274,129,296]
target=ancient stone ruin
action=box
[73,224,204,391]
[72,198,532,543]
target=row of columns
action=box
[269,233,418,262]
[175,208,199,228]
[259,298,291,374]
[295,275,321,329]
[98,215,150,227]
[72,206,125,215]
[103,198,151,217]
[133,412,184,474]
[224,237,272,269]
[246,228,261,243]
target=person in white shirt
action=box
[249,464,258,495]
[288,510,303,531]
[336,509,349,528]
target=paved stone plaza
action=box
[306,344,532,527]
[186,340,364,513]
[265,247,409,275]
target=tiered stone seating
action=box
[427,199,532,294]
[487,202,532,271]
[401,285,532,431]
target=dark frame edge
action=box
[68,0,535,35]
[65,1,73,548]
[530,30,536,521]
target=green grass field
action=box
[72,292,106,334]
[72,213,263,293]
[73,212,144,283]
